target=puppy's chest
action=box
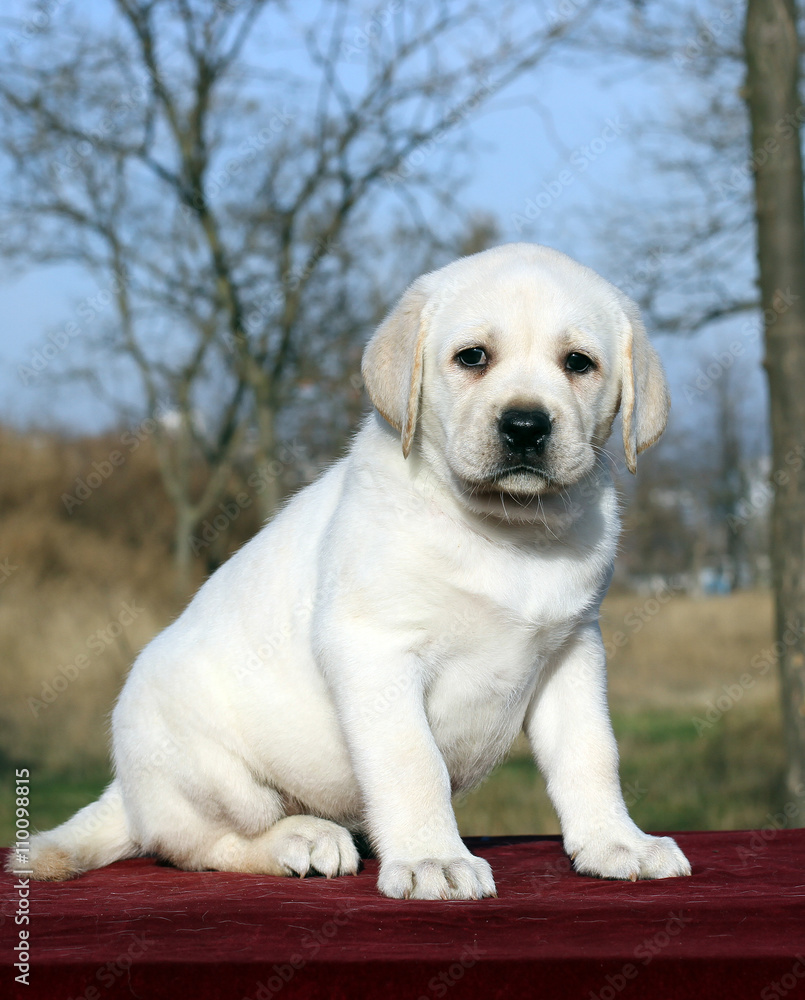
[416,565,589,789]
[418,551,596,713]
[423,539,598,650]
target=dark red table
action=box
[2,831,804,1000]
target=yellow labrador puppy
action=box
[21,243,690,899]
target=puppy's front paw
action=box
[571,834,691,881]
[378,855,496,900]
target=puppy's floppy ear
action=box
[617,293,670,474]
[361,277,431,458]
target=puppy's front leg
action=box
[322,640,495,900]
[525,621,691,880]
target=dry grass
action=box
[602,589,777,709]
[0,424,268,770]
[0,427,185,769]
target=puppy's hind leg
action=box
[203,816,360,879]
[130,769,360,879]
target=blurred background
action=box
[1,0,803,843]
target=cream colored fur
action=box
[17,243,689,899]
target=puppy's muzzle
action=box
[498,408,552,459]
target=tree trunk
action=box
[744,0,805,821]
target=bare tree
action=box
[576,2,757,337]
[0,0,597,590]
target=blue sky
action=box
[0,0,767,446]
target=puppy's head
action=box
[362,243,668,520]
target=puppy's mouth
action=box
[465,463,567,498]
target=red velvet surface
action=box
[2,831,804,1000]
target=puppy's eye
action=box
[456,347,488,368]
[565,352,595,374]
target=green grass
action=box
[1,698,785,847]
[615,699,785,832]
[455,696,785,837]
[2,764,111,847]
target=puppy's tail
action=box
[6,780,139,881]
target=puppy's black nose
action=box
[499,409,552,452]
